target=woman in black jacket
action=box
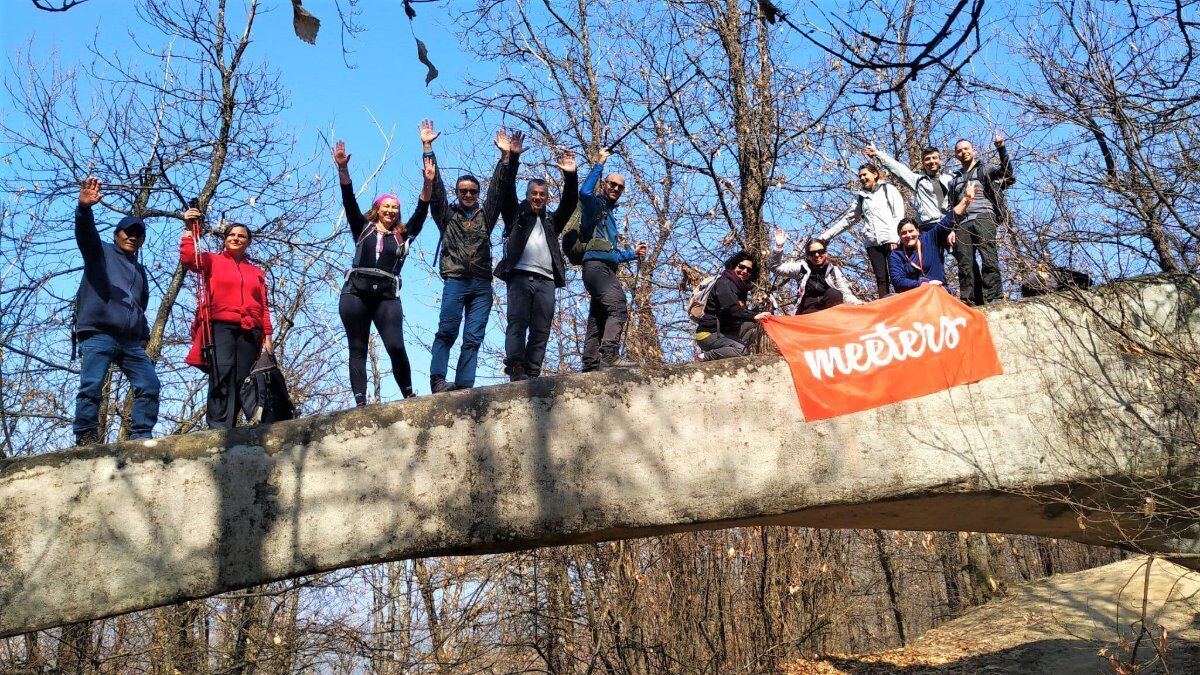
[333,140,434,405]
[695,251,770,361]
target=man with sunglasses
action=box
[578,148,648,371]
[769,228,862,314]
[421,120,519,392]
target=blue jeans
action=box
[430,277,493,388]
[74,333,161,441]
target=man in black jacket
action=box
[72,177,160,445]
[948,132,1014,305]
[494,148,579,381]
[420,119,519,392]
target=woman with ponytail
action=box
[333,139,433,405]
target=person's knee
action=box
[137,373,162,398]
[434,323,460,344]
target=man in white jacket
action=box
[818,164,903,299]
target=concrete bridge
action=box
[2,276,1198,637]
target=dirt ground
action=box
[787,557,1200,674]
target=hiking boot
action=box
[402,388,418,399]
[507,361,529,382]
[430,376,457,394]
[75,431,101,447]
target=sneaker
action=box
[601,357,637,369]
[402,389,418,399]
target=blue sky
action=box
[1,0,520,399]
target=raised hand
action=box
[555,148,576,173]
[183,207,203,225]
[774,226,788,250]
[332,140,351,167]
[635,242,649,258]
[508,130,525,156]
[423,155,436,182]
[78,177,102,207]
[494,129,510,153]
[993,131,1005,147]
[865,141,878,158]
[419,119,440,145]
[598,147,612,164]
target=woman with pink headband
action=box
[333,139,434,405]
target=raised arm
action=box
[989,133,1013,182]
[818,199,859,241]
[406,156,435,241]
[419,119,449,232]
[768,228,807,278]
[333,140,367,240]
[75,177,110,298]
[867,142,918,191]
[579,149,609,239]
[552,149,579,234]
[483,129,522,233]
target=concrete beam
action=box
[2,276,1198,637]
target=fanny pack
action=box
[346,267,400,299]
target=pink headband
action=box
[373,193,400,208]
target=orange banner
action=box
[760,285,1003,421]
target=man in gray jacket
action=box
[866,142,953,232]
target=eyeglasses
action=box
[457,188,479,195]
[606,182,625,192]
[735,263,754,272]
[806,249,827,256]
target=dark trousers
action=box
[208,321,261,430]
[74,333,161,442]
[581,260,629,370]
[339,291,412,404]
[697,321,760,361]
[505,270,556,377]
[953,213,1003,305]
[430,277,493,388]
[865,245,892,298]
[798,288,844,315]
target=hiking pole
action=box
[187,199,218,381]
[605,67,703,154]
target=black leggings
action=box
[865,244,892,299]
[208,321,261,430]
[339,292,412,403]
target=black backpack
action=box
[240,353,295,425]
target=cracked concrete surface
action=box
[1,276,1197,636]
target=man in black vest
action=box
[494,148,579,381]
[72,177,160,445]
[948,132,1014,305]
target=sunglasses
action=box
[735,263,754,271]
[806,249,827,256]
[458,188,479,195]
[606,182,625,191]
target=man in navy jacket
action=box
[72,177,160,445]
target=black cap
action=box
[114,216,146,237]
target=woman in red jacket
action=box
[181,220,273,429]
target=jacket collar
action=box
[451,201,482,217]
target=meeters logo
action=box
[802,316,970,380]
